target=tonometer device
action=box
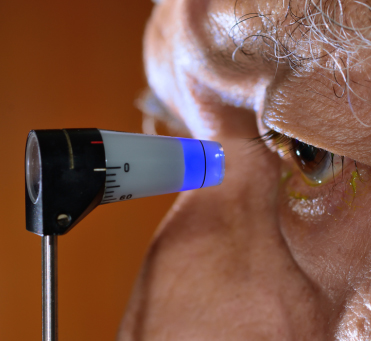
[25,128,225,341]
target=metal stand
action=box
[42,236,58,341]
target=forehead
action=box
[145,0,371,147]
[204,0,371,72]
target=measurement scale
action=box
[25,128,225,341]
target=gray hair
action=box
[231,0,371,125]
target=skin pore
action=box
[118,0,371,340]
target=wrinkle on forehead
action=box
[205,0,371,74]
[146,0,371,142]
[261,65,371,164]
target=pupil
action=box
[294,140,318,163]
[291,138,329,177]
[287,137,335,184]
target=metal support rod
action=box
[42,235,58,341]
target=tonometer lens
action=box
[26,131,42,204]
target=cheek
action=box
[121,135,332,338]
[278,161,371,298]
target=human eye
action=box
[252,129,371,203]
[258,130,347,186]
[250,129,371,224]
[288,140,342,186]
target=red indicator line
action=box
[91,141,103,144]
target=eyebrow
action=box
[211,0,371,74]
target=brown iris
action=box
[290,139,332,184]
[257,130,343,185]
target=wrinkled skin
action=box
[118,0,371,340]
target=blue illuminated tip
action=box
[201,140,225,188]
[178,138,225,191]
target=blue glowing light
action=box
[178,138,225,191]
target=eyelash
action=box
[252,129,355,184]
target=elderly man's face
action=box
[119,0,371,339]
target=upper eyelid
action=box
[254,130,292,154]
[256,130,341,159]
[261,98,371,165]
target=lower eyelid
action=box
[258,133,371,217]
[280,158,371,221]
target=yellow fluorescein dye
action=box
[342,170,364,209]
[349,171,360,195]
[301,174,323,187]
[289,191,308,201]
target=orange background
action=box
[0,1,177,340]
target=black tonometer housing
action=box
[25,129,106,236]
